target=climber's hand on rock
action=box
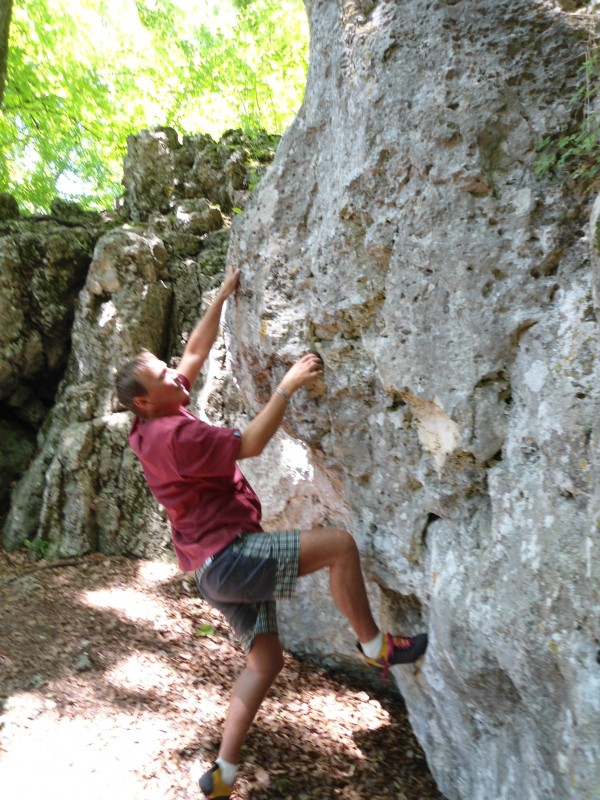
[218,267,241,300]
[279,353,323,396]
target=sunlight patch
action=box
[106,653,175,693]
[192,691,228,725]
[0,707,172,800]
[82,588,170,626]
[97,300,117,328]
[307,691,389,730]
[261,687,390,737]
[137,560,179,583]
[280,436,314,483]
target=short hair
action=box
[115,350,154,416]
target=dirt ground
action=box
[0,550,444,800]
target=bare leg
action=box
[218,531,376,765]
[218,632,284,765]
[298,528,379,644]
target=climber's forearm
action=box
[238,353,323,459]
[178,269,240,385]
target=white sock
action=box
[216,758,237,785]
[360,631,383,659]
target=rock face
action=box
[1,129,279,554]
[1,3,599,799]
[223,2,600,799]
[2,227,173,557]
[0,204,107,521]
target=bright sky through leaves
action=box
[0,0,309,212]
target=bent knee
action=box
[271,651,285,676]
[248,634,285,676]
[334,528,359,557]
[299,527,359,575]
[318,528,359,563]
[251,651,284,681]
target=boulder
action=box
[222,1,600,798]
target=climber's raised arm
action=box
[177,267,240,388]
[238,353,323,459]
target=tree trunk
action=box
[0,0,13,107]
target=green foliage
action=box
[195,624,216,637]
[1,0,308,213]
[535,30,600,194]
[23,537,49,560]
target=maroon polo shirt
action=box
[128,375,262,571]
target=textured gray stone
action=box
[121,127,280,221]
[2,129,276,559]
[0,224,98,411]
[1,4,598,797]
[122,128,177,221]
[2,229,173,556]
[221,2,600,799]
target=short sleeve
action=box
[179,373,191,406]
[172,417,242,478]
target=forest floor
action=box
[0,550,444,800]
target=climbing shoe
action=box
[357,631,428,670]
[198,763,234,799]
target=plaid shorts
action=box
[194,530,301,654]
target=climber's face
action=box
[133,357,189,418]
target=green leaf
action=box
[2,0,308,212]
[195,624,216,637]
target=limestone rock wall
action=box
[223,2,600,799]
[1,129,278,557]
[1,3,599,798]
[0,200,108,522]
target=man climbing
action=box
[115,267,427,799]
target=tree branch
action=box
[0,0,13,107]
